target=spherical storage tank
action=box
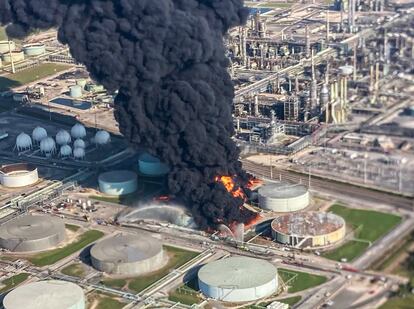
[40,137,56,154]
[74,138,86,149]
[198,256,278,302]
[3,280,85,309]
[138,153,169,176]
[258,181,309,212]
[73,147,85,160]
[91,234,167,276]
[94,130,110,145]
[56,130,71,145]
[16,132,32,151]
[69,85,83,98]
[32,126,47,144]
[0,163,39,188]
[271,211,346,249]
[71,123,86,139]
[60,145,72,157]
[98,170,138,196]
[0,215,66,252]
[23,44,46,56]
[0,41,16,53]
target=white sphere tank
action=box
[71,123,86,139]
[94,130,110,145]
[60,145,72,157]
[198,256,278,302]
[3,280,85,309]
[98,170,138,196]
[73,139,86,149]
[138,153,169,176]
[40,137,56,154]
[91,233,167,276]
[0,163,39,188]
[73,147,85,159]
[56,130,71,145]
[32,127,47,144]
[16,133,32,151]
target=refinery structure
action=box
[0,1,413,309]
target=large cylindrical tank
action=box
[0,41,15,54]
[23,44,46,56]
[198,256,278,302]
[69,85,83,98]
[94,130,110,145]
[0,163,39,188]
[138,153,169,176]
[91,234,167,276]
[258,182,309,212]
[2,50,24,63]
[3,280,85,309]
[98,170,138,196]
[0,215,66,252]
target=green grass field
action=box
[379,294,414,309]
[0,273,30,293]
[168,277,201,305]
[61,263,85,278]
[323,205,402,262]
[101,278,127,289]
[29,230,104,266]
[96,297,125,309]
[279,268,327,293]
[278,296,302,306]
[65,224,81,232]
[0,63,72,91]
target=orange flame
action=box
[246,177,263,189]
[154,195,170,202]
[215,175,246,200]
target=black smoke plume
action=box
[0,0,256,229]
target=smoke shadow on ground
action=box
[0,77,21,91]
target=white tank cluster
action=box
[0,163,39,188]
[56,130,71,146]
[15,132,32,151]
[198,256,278,302]
[0,215,66,252]
[138,153,169,176]
[40,137,57,155]
[94,130,110,145]
[32,127,48,144]
[2,280,85,309]
[71,123,87,139]
[98,170,138,196]
[91,233,167,276]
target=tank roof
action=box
[258,181,308,199]
[3,280,84,309]
[198,256,277,289]
[91,233,162,263]
[271,211,345,236]
[99,170,137,183]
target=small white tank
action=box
[16,133,32,151]
[40,137,56,154]
[71,123,86,139]
[60,145,72,157]
[74,139,86,149]
[94,130,110,145]
[32,127,47,144]
[56,130,71,146]
[73,147,85,160]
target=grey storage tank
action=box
[91,233,167,276]
[0,215,66,252]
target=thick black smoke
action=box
[0,0,256,229]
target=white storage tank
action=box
[94,130,110,145]
[98,170,138,196]
[23,44,46,56]
[198,256,278,302]
[0,163,39,188]
[32,126,47,144]
[69,85,83,98]
[2,50,24,63]
[60,145,72,157]
[3,280,85,309]
[91,233,167,276]
[40,137,56,155]
[74,139,86,149]
[138,153,169,176]
[15,133,32,151]
[0,215,66,252]
[56,130,71,146]
[73,147,85,160]
[71,123,86,139]
[0,41,15,53]
[258,181,309,212]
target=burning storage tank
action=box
[271,212,346,249]
[98,170,138,196]
[3,280,85,309]
[138,153,169,176]
[91,233,167,276]
[23,43,46,56]
[0,163,38,188]
[258,182,309,212]
[0,215,66,252]
[198,256,278,302]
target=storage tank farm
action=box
[0,215,66,252]
[91,234,167,276]
[138,153,169,176]
[98,170,138,196]
[258,181,309,212]
[198,256,278,302]
[271,212,346,249]
[2,280,85,309]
